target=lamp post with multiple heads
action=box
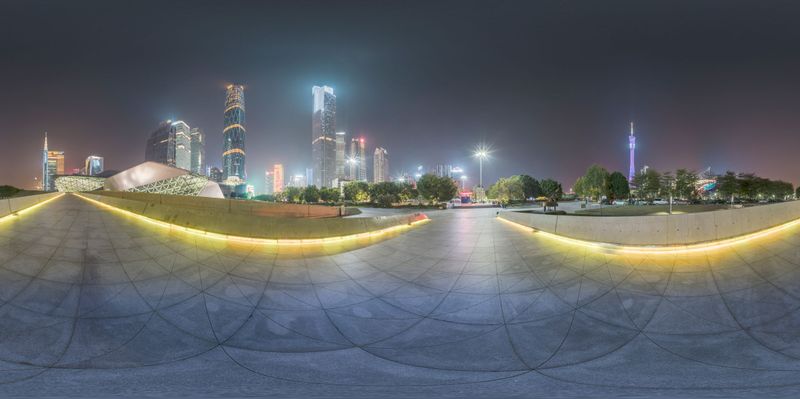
[473,145,490,188]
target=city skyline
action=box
[5,1,800,193]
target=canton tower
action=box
[628,122,636,182]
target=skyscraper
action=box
[264,170,274,195]
[42,133,64,192]
[209,167,224,183]
[628,122,636,182]
[349,137,367,181]
[434,164,453,178]
[41,133,48,191]
[273,164,284,193]
[223,84,246,182]
[145,121,176,167]
[348,138,358,180]
[84,155,104,176]
[190,127,205,175]
[173,121,191,171]
[374,147,389,183]
[335,131,346,181]
[311,85,336,188]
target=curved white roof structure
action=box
[103,161,223,198]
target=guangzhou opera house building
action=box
[54,161,223,198]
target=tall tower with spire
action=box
[628,122,636,182]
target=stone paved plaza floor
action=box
[1,194,800,397]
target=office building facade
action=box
[145,121,176,167]
[173,121,192,171]
[374,147,389,183]
[41,133,65,191]
[84,155,104,176]
[349,137,367,181]
[335,131,346,181]
[190,127,205,175]
[264,171,274,195]
[273,164,284,193]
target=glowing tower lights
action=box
[223,84,246,182]
[628,121,636,182]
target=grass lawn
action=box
[573,204,729,216]
[0,185,42,199]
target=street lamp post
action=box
[474,149,488,187]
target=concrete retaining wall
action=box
[91,191,343,218]
[499,201,800,246]
[0,192,61,218]
[79,192,426,240]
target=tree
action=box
[368,182,401,206]
[302,185,320,203]
[417,174,458,203]
[632,168,662,200]
[514,175,542,199]
[319,187,340,203]
[488,177,525,205]
[737,173,758,200]
[343,181,370,203]
[674,169,699,200]
[399,183,419,203]
[540,178,563,200]
[253,194,276,202]
[280,186,303,203]
[716,171,739,202]
[582,164,609,201]
[605,172,630,201]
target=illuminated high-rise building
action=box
[42,133,64,191]
[209,167,224,183]
[348,138,358,180]
[434,164,453,178]
[628,122,636,182]
[335,131,346,180]
[373,147,389,183]
[311,85,336,188]
[190,127,205,175]
[223,84,246,182]
[173,121,191,171]
[349,137,367,181]
[273,164,284,193]
[264,170,274,195]
[145,121,176,167]
[145,120,195,171]
[41,133,48,190]
[84,155,104,176]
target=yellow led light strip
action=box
[0,193,64,224]
[74,193,429,246]
[497,215,800,255]
[223,124,246,133]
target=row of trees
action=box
[573,165,630,201]
[715,172,794,201]
[487,175,563,205]
[573,164,795,202]
[254,174,459,207]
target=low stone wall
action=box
[78,192,427,240]
[91,191,343,218]
[0,192,61,218]
[499,201,800,246]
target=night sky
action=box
[3,0,800,193]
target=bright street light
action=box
[473,144,491,188]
